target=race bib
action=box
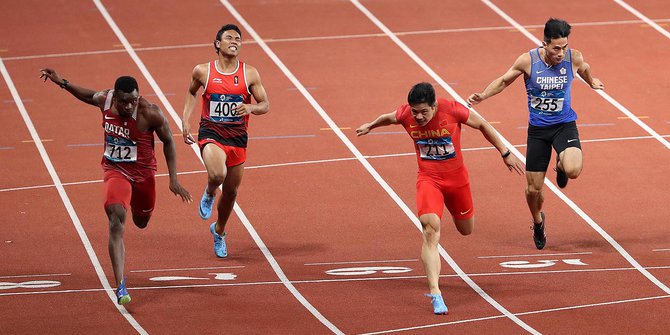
[104,135,137,163]
[529,89,565,115]
[209,94,243,123]
[417,137,455,160]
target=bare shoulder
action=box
[244,63,261,81]
[139,98,166,125]
[570,49,585,63]
[92,88,112,108]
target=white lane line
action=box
[478,252,593,259]
[0,58,146,333]
[305,259,418,266]
[615,0,670,39]
[358,294,670,335]
[4,18,670,62]
[130,266,245,273]
[216,2,343,334]
[92,1,342,333]
[653,249,670,252]
[3,133,670,194]
[3,264,669,297]
[482,0,670,296]
[349,1,539,333]
[482,0,670,151]
[0,273,71,279]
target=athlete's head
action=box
[113,76,139,117]
[407,82,437,126]
[214,24,242,56]
[542,18,571,65]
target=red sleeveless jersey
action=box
[396,98,470,173]
[199,60,252,147]
[100,90,157,182]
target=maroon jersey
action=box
[101,90,157,182]
[199,60,252,147]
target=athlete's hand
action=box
[503,152,524,175]
[182,121,196,145]
[234,103,252,117]
[356,123,372,136]
[169,179,192,203]
[590,78,604,90]
[466,93,485,106]
[39,68,65,86]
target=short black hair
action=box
[407,82,436,106]
[214,24,242,53]
[114,76,138,93]
[543,18,571,43]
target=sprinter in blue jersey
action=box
[467,18,604,250]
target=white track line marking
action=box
[653,249,670,252]
[92,1,341,333]
[0,273,71,279]
[482,0,670,296]
[3,264,669,297]
[4,19,670,61]
[130,266,245,273]
[2,133,669,194]
[358,294,670,335]
[478,252,593,259]
[0,58,146,333]
[214,2,343,333]
[350,1,539,333]
[305,259,418,266]
[615,0,670,39]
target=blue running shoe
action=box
[425,293,448,315]
[199,189,215,220]
[210,222,228,258]
[116,278,131,305]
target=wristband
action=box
[501,149,511,158]
[59,79,69,89]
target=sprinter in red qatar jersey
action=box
[181,24,269,259]
[357,82,522,315]
[40,68,191,305]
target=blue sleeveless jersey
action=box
[524,48,577,126]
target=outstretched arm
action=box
[572,49,604,90]
[181,64,206,145]
[40,68,106,108]
[464,110,524,175]
[467,53,529,106]
[152,105,192,202]
[236,65,269,116]
[356,112,398,136]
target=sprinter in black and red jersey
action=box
[181,24,269,259]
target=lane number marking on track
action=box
[149,273,237,282]
[325,266,413,276]
[0,280,62,290]
[500,259,589,269]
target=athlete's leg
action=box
[202,143,229,196]
[525,171,546,224]
[557,147,583,179]
[453,217,475,236]
[420,213,442,295]
[106,204,127,286]
[130,175,156,229]
[213,163,244,235]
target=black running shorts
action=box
[526,121,581,172]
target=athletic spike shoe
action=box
[425,293,448,315]
[210,222,228,258]
[555,160,568,188]
[199,188,215,220]
[532,212,547,250]
[116,278,131,305]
